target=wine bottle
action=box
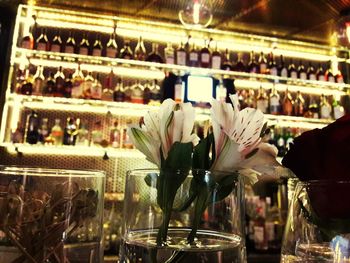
[38,118,49,144]
[288,59,298,80]
[32,66,44,96]
[269,84,280,115]
[307,62,316,81]
[282,89,293,116]
[146,43,163,63]
[216,79,227,103]
[258,52,267,74]
[54,66,65,97]
[293,91,305,117]
[176,42,187,66]
[316,63,326,82]
[268,52,278,76]
[20,69,33,95]
[51,118,63,145]
[248,51,259,73]
[336,68,344,83]
[110,120,121,148]
[164,42,175,64]
[65,31,76,54]
[82,71,94,99]
[25,110,40,144]
[278,55,288,78]
[71,66,84,98]
[134,36,147,61]
[233,53,246,72]
[63,73,73,98]
[106,25,118,58]
[42,71,56,96]
[325,61,335,83]
[91,73,102,100]
[221,49,232,71]
[333,95,345,119]
[51,29,62,53]
[102,70,115,101]
[113,78,125,102]
[143,81,152,105]
[200,39,211,68]
[120,40,133,59]
[36,27,49,51]
[188,43,199,67]
[76,119,89,146]
[130,81,144,104]
[63,117,77,146]
[297,60,307,80]
[256,86,268,113]
[174,74,184,103]
[149,79,161,105]
[92,33,103,57]
[320,94,332,119]
[21,16,36,49]
[211,42,222,69]
[79,32,90,56]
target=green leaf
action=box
[213,173,238,203]
[162,142,193,171]
[193,133,214,170]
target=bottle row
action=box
[20,24,346,83]
[12,111,135,149]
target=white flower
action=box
[128,99,199,167]
[211,95,276,178]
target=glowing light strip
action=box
[16,4,343,61]
[14,48,350,92]
[3,143,145,158]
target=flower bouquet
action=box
[281,115,350,262]
[119,95,281,263]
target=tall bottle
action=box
[211,42,222,69]
[91,121,103,146]
[21,15,36,49]
[297,61,307,80]
[32,66,45,95]
[288,59,298,80]
[42,72,56,96]
[221,49,233,71]
[253,199,268,251]
[188,43,199,67]
[51,118,63,145]
[320,94,332,119]
[36,27,49,51]
[38,118,49,144]
[176,42,187,66]
[307,62,316,81]
[143,81,152,105]
[325,62,335,83]
[79,32,90,56]
[64,31,76,54]
[333,95,345,119]
[113,78,125,102]
[293,91,305,117]
[63,73,73,98]
[92,33,103,57]
[54,66,65,97]
[200,39,211,68]
[71,66,84,98]
[76,119,89,146]
[82,71,94,99]
[106,24,118,58]
[233,53,246,72]
[307,96,320,119]
[269,84,280,115]
[278,55,288,78]
[149,79,161,105]
[216,79,227,103]
[110,120,121,148]
[248,51,259,73]
[131,81,144,104]
[25,110,40,144]
[164,42,175,65]
[134,36,147,61]
[63,117,77,145]
[120,40,133,59]
[316,63,326,82]
[174,74,184,103]
[336,68,344,83]
[146,43,163,63]
[268,52,278,76]
[20,69,33,95]
[102,70,115,101]
[51,29,62,53]
[91,73,102,100]
[256,86,268,113]
[282,89,293,116]
[258,52,268,74]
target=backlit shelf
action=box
[8,94,332,129]
[14,48,349,96]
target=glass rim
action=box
[297,179,350,186]
[0,165,106,178]
[127,168,239,177]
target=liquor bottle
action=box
[269,84,280,115]
[143,81,152,105]
[221,49,233,71]
[188,43,199,67]
[131,81,144,104]
[297,61,307,80]
[25,110,40,144]
[79,32,90,56]
[336,68,344,83]
[293,91,305,117]
[333,95,345,119]
[134,36,147,61]
[146,43,163,63]
[254,199,268,251]
[325,62,335,83]
[113,78,124,102]
[21,16,36,49]
[63,73,73,98]
[258,52,268,74]
[248,51,259,73]
[268,52,278,76]
[164,42,175,65]
[91,73,102,100]
[122,119,134,149]
[110,120,121,148]
[102,70,115,101]
[216,79,227,103]
[211,42,222,69]
[200,39,211,68]
[64,31,76,54]
[282,89,293,116]
[149,79,161,105]
[307,96,320,119]
[32,66,45,96]
[42,72,56,96]
[106,25,118,58]
[51,118,63,145]
[278,55,288,78]
[63,117,77,146]
[20,69,33,95]
[320,94,332,119]
[307,62,316,81]
[76,119,89,146]
[276,128,286,157]
[71,66,84,98]
[256,86,268,113]
[38,118,49,144]
[123,81,132,102]
[36,27,49,51]
[288,59,298,80]
[246,89,256,108]
[82,72,94,99]
[176,42,187,66]
[12,123,24,144]
[316,63,326,82]
[54,66,65,96]
[120,40,133,59]
[233,53,246,72]
[174,74,184,103]
[91,121,103,146]
[92,33,103,57]
[51,29,62,53]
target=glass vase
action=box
[0,166,105,263]
[119,169,246,263]
[281,180,350,262]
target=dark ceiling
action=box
[21,0,350,44]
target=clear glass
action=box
[119,169,246,263]
[0,166,105,263]
[281,180,350,263]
